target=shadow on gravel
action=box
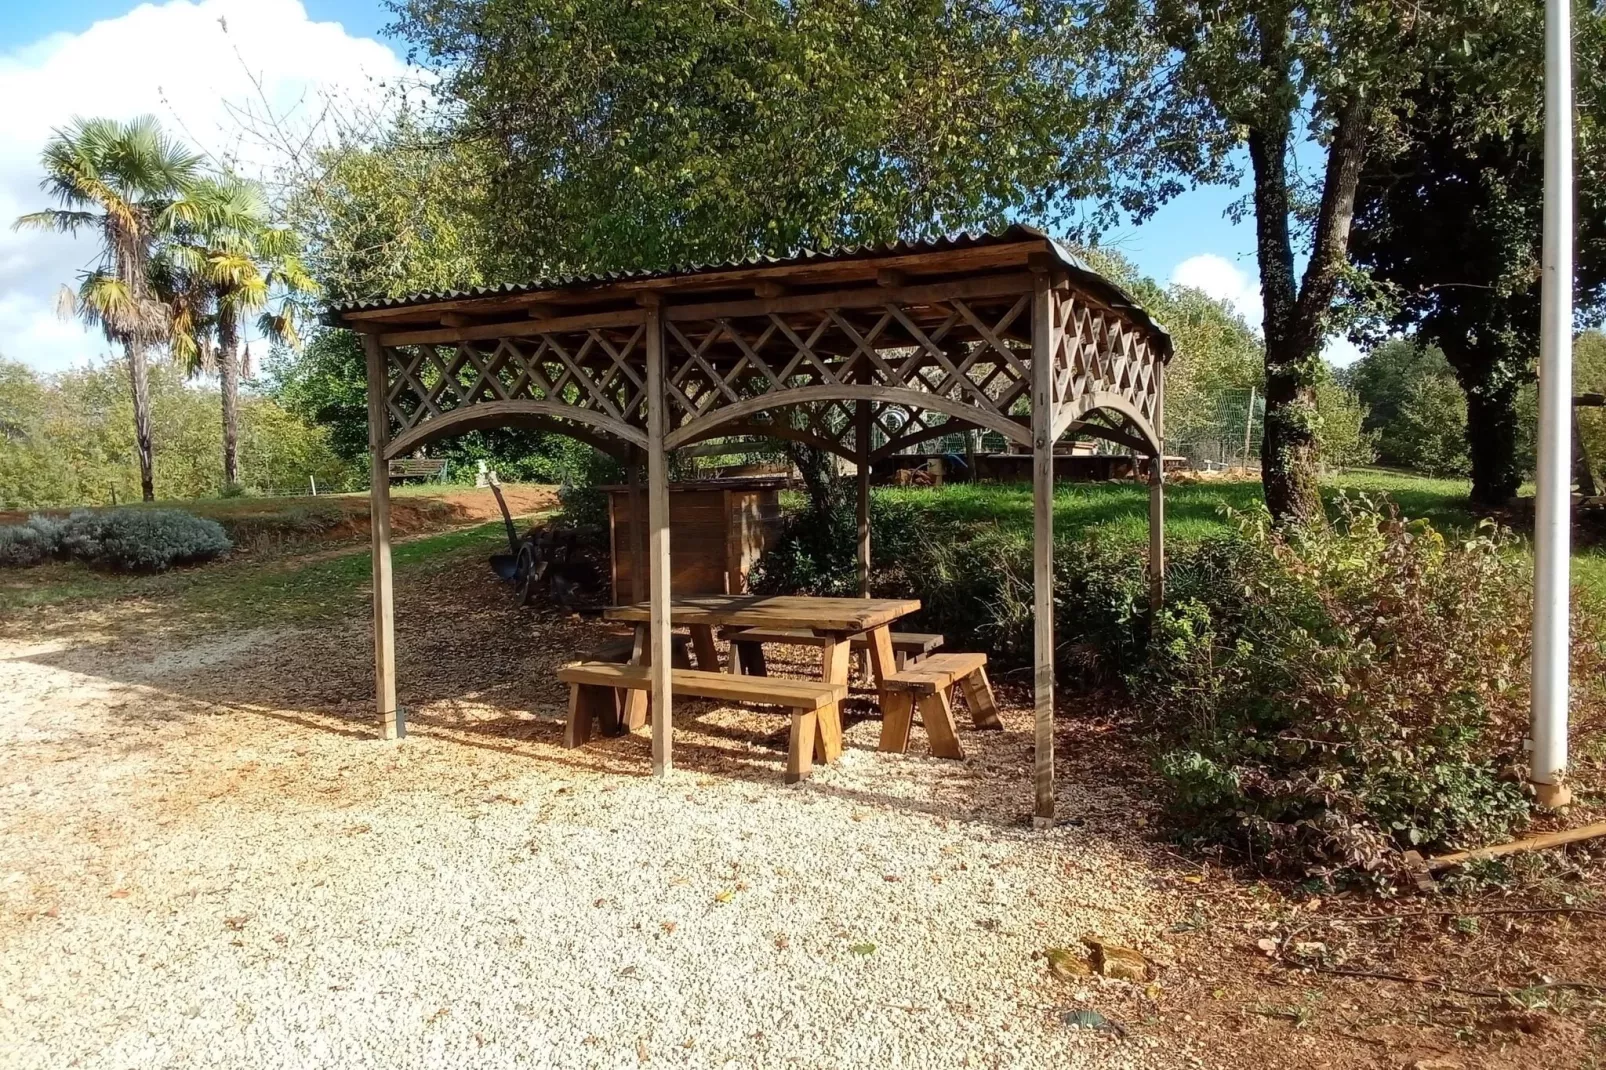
[15,556,1101,831]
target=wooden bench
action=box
[388,457,448,482]
[555,661,846,782]
[725,628,943,675]
[877,652,1001,759]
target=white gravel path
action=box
[0,614,1205,1070]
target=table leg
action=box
[815,635,849,763]
[623,623,649,731]
[689,623,722,671]
[864,624,897,693]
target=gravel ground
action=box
[0,591,1204,1069]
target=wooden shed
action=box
[606,477,786,598]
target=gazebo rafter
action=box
[328,225,1173,825]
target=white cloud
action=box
[0,0,410,374]
[1170,253,1263,325]
[1170,253,1365,367]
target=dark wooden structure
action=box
[327,225,1173,825]
[605,477,784,597]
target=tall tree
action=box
[1348,15,1606,506]
[385,0,1209,275]
[14,116,202,501]
[160,176,317,487]
[1081,0,1546,521]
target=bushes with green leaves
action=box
[0,509,231,572]
[753,484,1555,884]
[1136,497,1535,883]
[0,515,66,567]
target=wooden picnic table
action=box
[603,595,921,764]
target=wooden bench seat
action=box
[555,661,846,782]
[878,651,1001,759]
[726,627,943,674]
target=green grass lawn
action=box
[875,469,1606,600]
[8,469,1606,618]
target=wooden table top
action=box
[605,594,921,633]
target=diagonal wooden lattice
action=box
[376,284,1162,461]
[663,296,1037,455]
[381,326,646,442]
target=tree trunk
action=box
[126,338,155,502]
[1464,380,1522,508]
[218,313,240,489]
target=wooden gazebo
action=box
[327,225,1172,824]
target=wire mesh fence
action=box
[1167,387,1265,472]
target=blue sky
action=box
[0,0,1281,373]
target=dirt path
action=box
[0,570,1206,1069]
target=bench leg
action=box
[731,639,766,677]
[814,700,843,764]
[919,689,965,759]
[960,667,1002,731]
[878,692,915,754]
[622,625,650,730]
[786,709,817,783]
[565,683,614,748]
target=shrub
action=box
[60,509,232,572]
[1136,496,1534,883]
[0,514,67,567]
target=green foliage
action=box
[0,358,356,508]
[2,508,230,572]
[0,516,67,568]
[1345,341,1468,476]
[1136,498,1534,881]
[1348,11,1606,504]
[58,509,232,572]
[1313,375,1374,471]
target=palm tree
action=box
[162,175,317,488]
[15,116,201,501]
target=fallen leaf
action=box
[1046,947,1093,980]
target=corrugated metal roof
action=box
[324,224,1170,347]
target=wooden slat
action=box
[605,594,920,633]
[556,662,845,710]
[665,272,1037,323]
[882,652,988,694]
[376,308,646,347]
[724,628,942,655]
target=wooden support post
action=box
[1030,274,1056,826]
[1149,360,1166,612]
[1149,465,1165,612]
[855,399,872,597]
[363,335,400,741]
[627,451,646,603]
[643,296,673,776]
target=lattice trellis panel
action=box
[373,285,1164,460]
[1050,294,1163,440]
[663,295,1035,455]
[380,325,646,445]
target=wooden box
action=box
[606,478,787,598]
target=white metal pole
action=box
[1531,0,1574,808]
